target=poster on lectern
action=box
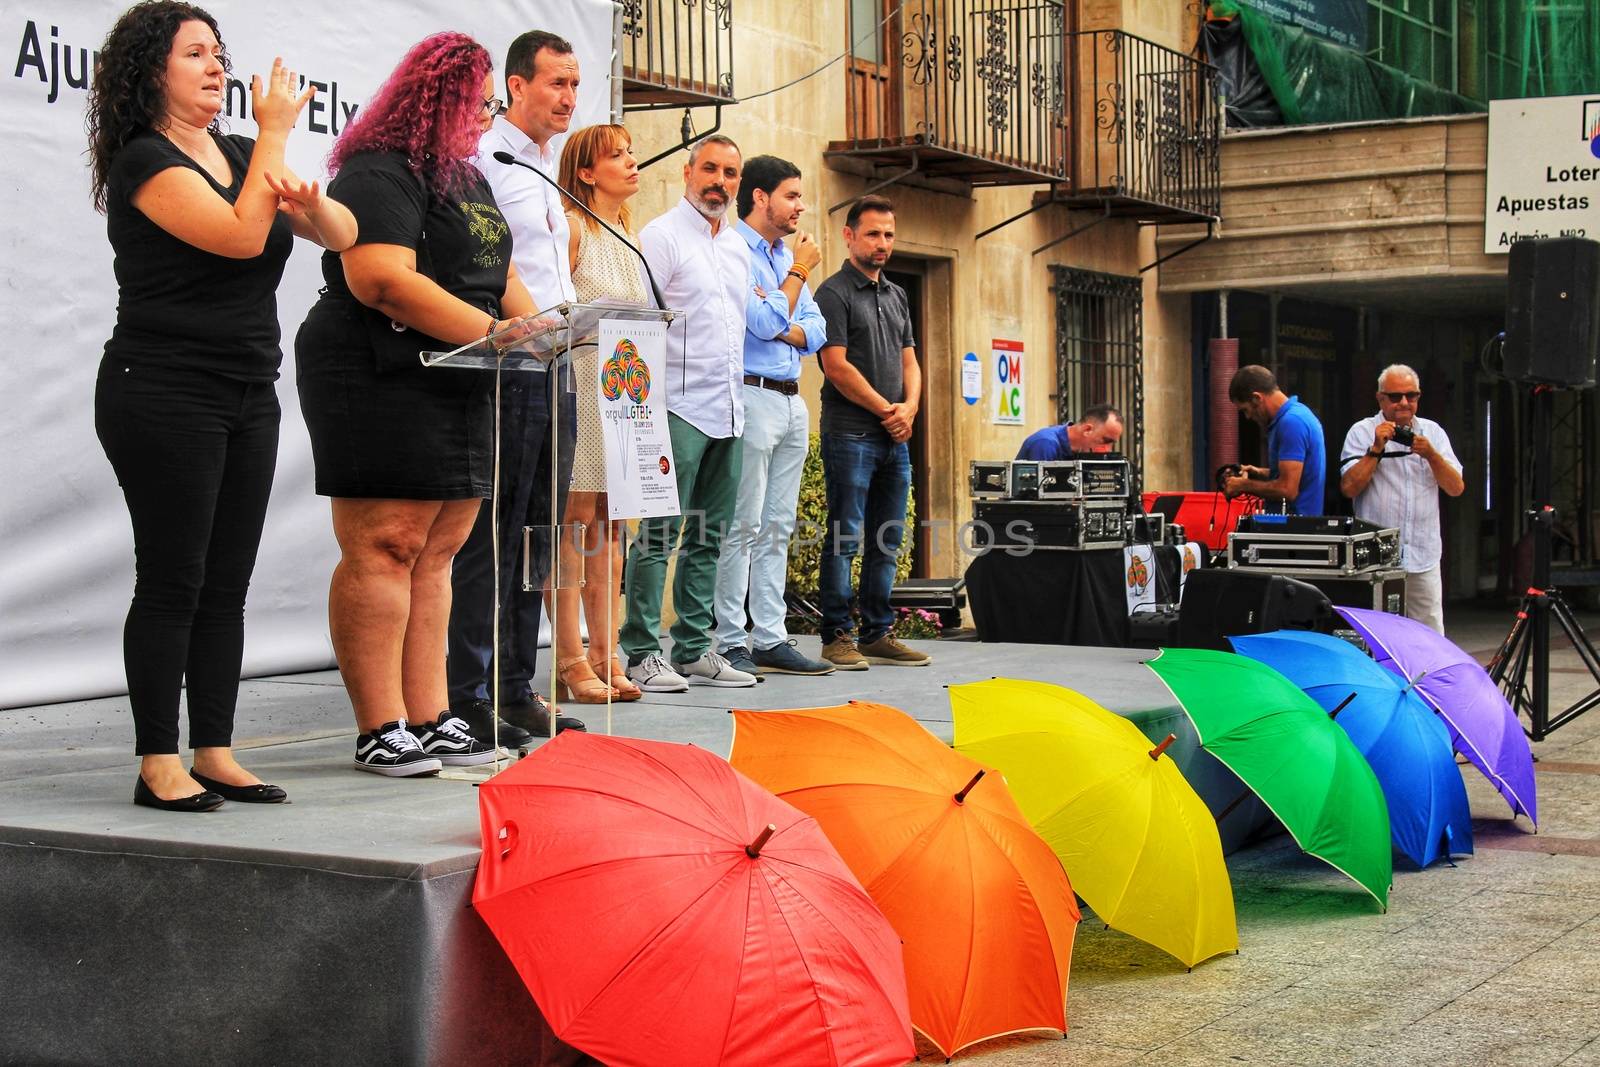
[598,317,680,521]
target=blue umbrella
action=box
[1229,630,1473,868]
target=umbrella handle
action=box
[745,824,777,858]
[1148,734,1177,761]
[1328,692,1357,720]
[954,769,986,804]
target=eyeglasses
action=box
[1382,391,1421,402]
[481,97,506,117]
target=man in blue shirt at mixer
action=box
[1222,364,1326,516]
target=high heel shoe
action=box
[592,654,642,702]
[133,776,224,813]
[190,769,287,804]
[556,656,618,705]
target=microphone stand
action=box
[491,150,665,310]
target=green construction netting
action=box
[1211,0,1599,127]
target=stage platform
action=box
[0,638,1269,1066]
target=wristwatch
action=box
[1366,447,1383,458]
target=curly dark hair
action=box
[87,1,227,213]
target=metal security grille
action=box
[1049,265,1144,497]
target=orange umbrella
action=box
[729,701,1080,1059]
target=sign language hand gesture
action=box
[263,172,322,218]
[251,57,315,135]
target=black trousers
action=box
[95,357,280,755]
[447,369,576,707]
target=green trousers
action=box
[620,413,743,663]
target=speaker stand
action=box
[1488,386,1600,740]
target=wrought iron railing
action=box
[839,0,1066,184]
[1065,29,1221,219]
[620,0,736,109]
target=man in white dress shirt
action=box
[619,135,759,692]
[447,30,586,741]
[1340,364,1465,632]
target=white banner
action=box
[1485,94,1600,252]
[1123,540,1207,614]
[1123,543,1157,615]
[0,1,615,708]
[599,318,680,521]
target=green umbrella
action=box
[1146,647,1392,909]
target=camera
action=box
[1390,423,1415,447]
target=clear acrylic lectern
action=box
[423,301,676,764]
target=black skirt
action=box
[295,299,493,500]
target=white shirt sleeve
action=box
[1341,418,1375,464]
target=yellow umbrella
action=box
[950,678,1237,969]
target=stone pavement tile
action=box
[1135,1025,1396,1067]
[1448,886,1600,921]
[1438,982,1600,1039]
[1489,948,1600,994]
[953,1033,1147,1065]
[1285,945,1506,1000]
[1377,1017,1594,1067]
[1562,1036,1600,1065]
[1199,986,1451,1048]
[1059,983,1267,1052]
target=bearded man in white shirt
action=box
[618,135,758,692]
[1340,364,1465,632]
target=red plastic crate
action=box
[1142,491,1262,552]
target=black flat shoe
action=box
[190,769,287,804]
[133,776,224,813]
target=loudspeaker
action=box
[1177,568,1333,651]
[1504,237,1600,388]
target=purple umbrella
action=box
[1336,607,1537,826]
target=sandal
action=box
[591,653,643,702]
[557,656,617,704]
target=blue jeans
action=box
[713,386,810,652]
[819,431,911,643]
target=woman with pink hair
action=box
[296,32,538,777]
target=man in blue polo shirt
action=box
[1016,404,1124,460]
[711,155,834,677]
[1223,364,1326,516]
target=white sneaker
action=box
[673,650,759,688]
[626,652,690,693]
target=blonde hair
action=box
[558,123,633,233]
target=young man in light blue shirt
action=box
[712,156,834,676]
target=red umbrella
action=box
[473,732,914,1067]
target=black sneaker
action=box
[354,720,443,777]
[410,715,500,766]
[452,699,536,750]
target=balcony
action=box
[825,0,1067,189]
[1052,29,1221,222]
[619,0,737,110]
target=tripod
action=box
[1487,385,1600,740]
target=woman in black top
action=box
[295,32,542,777]
[88,2,355,812]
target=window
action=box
[1050,266,1144,497]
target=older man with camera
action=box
[1340,364,1465,633]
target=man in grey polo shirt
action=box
[813,195,929,670]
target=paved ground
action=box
[956,605,1600,1066]
[6,603,1598,1065]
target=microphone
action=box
[492,150,665,311]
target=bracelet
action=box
[787,264,809,282]
[485,316,499,338]
[1367,448,1383,458]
